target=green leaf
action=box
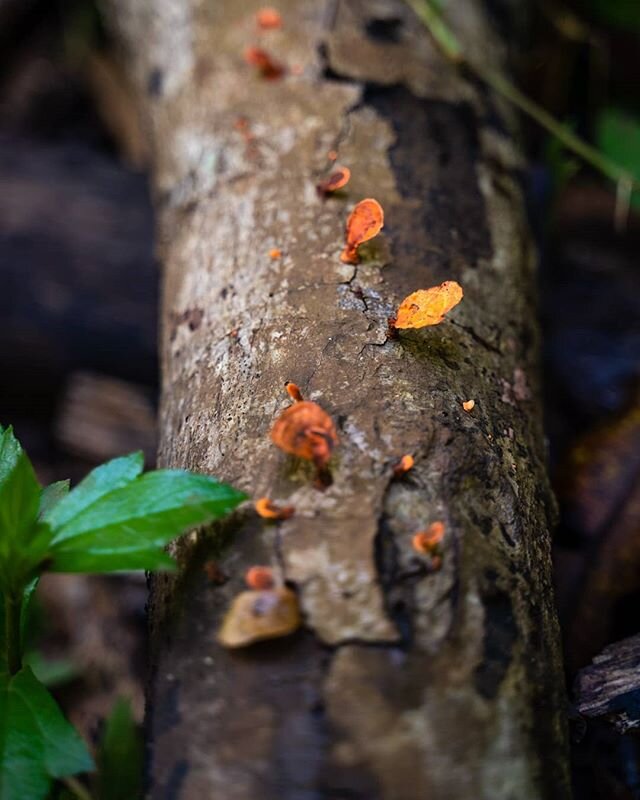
[47,471,246,573]
[596,107,640,209]
[24,653,79,689]
[43,453,144,533]
[96,698,143,800]
[0,429,42,590]
[0,666,93,800]
[38,482,70,521]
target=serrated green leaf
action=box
[96,698,143,800]
[38,482,70,521]
[0,666,93,800]
[47,471,246,573]
[0,429,42,591]
[44,453,144,533]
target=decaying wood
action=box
[104,1,570,797]
[574,634,640,734]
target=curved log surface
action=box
[104,1,570,798]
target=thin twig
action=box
[404,0,638,201]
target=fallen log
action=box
[104,1,571,797]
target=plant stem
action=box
[5,591,22,675]
[404,0,638,192]
[62,776,94,800]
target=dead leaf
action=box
[271,400,337,469]
[245,566,275,590]
[340,198,384,264]
[317,166,351,195]
[392,281,463,329]
[255,496,295,520]
[244,46,285,79]
[256,7,282,29]
[217,588,301,648]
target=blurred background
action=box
[0,0,638,796]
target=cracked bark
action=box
[103,1,570,798]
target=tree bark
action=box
[104,1,570,797]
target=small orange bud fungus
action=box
[462,399,475,412]
[245,565,275,590]
[285,381,303,402]
[256,7,282,29]
[317,166,351,195]
[393,454,415,477]
[217,587,301,648]
[255,496,295,520]
[244,46,285,79]
[391,281,463,329]
[340,198,384,263]
[271,400,337,469]
[412,521,446,554]
[327,149,338,161]
[269,247,282,259]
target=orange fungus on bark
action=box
[271,401,337,469]
[317,166,351,195]
[393,454,415,477]
[391,281,463,329]
[285,382,303,402]
[256,7,282,29]
[245,566,276,590]
[255,497,295,520]
[244,46,285,79]
[340,198,384,264]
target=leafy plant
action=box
[0,425,246,800]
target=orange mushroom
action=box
[391,281,463,329]
[412,521,446,554]
[393,454,415,477]
[256,7,282,29]
[245,566,275,590]
[244,46,285,79]
[317,166,351,195]
[255,496,295,520]
[285,381,303,402]
[340,198,384,263]
[462,399,475,412]
[271,400,337,469]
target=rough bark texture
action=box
[104,1,570,797]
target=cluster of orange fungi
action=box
[219,8,470,648]
[270,384,337,472]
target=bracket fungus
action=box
[340,198,384,264]
[243,46,285,80]
[271,399,337,470]
[255,496,295,520]
[391,281,463,329]
[217,587,301,648]
[393,454,415,477]
[317,166,351,195]
[245,566,276,590]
